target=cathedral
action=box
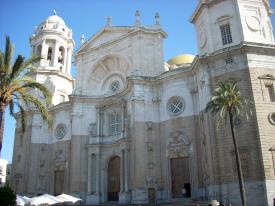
[11,0,275,205]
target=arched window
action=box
[58,46,65,64]
[36,45,42,57]
[47,47,52,61]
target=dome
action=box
[167,54,195,66]
[46,15,65,25]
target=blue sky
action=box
[0,0,275,163]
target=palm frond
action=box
[17,92,52,128]
[9,98,15,117]
[12,79,52,106]
[17,104,26,133]
[10,54,25,80]
[205,81,252,124]
[12,55,41,78]
[0,51,5,78]
[4,35,13,75]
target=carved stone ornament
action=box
[55,149,66,163]
[245,15,261,31]
[147,142,154,152]
[148,162,155,169]
[88,123,97,137]
[199,29,207,49]
[146,121,153,130]
[146,176,156,187]
[166,130,190,158]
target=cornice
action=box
[190,0,226,23]
[32,70,75,82]
[75,26,167,57]
[49,101,72,112]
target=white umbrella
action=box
[17,195,28,206]
[56,194,82,204]
[29,194,63,206]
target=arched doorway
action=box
[108,156,120,201]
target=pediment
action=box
[76,27,134,54]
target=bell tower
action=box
[30,11,75,105]
[190,0,274,55]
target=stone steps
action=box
[87,200,219,206]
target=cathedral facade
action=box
[11,0,275,205]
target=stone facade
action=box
[11,0,275,205]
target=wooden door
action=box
[54,170,64,195]
[170,157,191,198]
[148,188,156,204]
[108,156,120,201]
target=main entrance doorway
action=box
[54,170,64,195]
[170,157,191,198]
[108,156,120,201]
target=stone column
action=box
[95,153,100,194]
[120,150,125,192]
[121,101,126,138]
[62,48,67,73]
[66,47,72,73]
[53,40,59,67]
[41,40,47,66]
[100,107,104,137]
[96,106,100,137]
[87,153,92,194]
[124,149,129,192]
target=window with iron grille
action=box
[225,56,233,65]
[109,113,121,135]
[220,24,233,45]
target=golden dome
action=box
[167,54,195,66]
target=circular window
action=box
[268,113,275,125]
[110,81,120,93]
[55,124,66,139]
[167,96,185,116]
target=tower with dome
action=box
[29,11,74,105]
[11,1,275,206]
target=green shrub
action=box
[0,186,16,206]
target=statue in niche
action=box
[88,123,97,137]
[55,149,65,163]
[146,176,156,187]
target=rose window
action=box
[55,124,66,139]
[167,96,185,116]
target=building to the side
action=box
[11,0,275,205]
[0,159,9,187]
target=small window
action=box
[60,95,65,103]
[36,45,42,57]
[47,47,52,61]
[266,84,275,102]
[110,81,120,93]
[269,113,275,125]
[225,56,233,65]
[109,113,121,136]
[0,166,2,174]
[58,46,65,64]
[220,23,233,45]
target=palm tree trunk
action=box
[229,109,246,206]
[0,103,5,155]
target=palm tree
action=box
[206,81,251,206]
[0,36,52,154]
